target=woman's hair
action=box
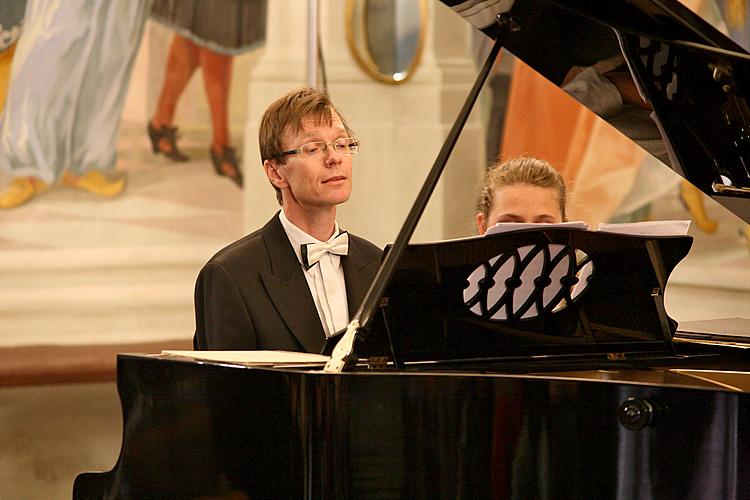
[477,157,567,221]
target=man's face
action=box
[476,183,562,234]
[267,112,353,211]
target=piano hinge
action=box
[365,356,389,370]
[712,182,750,195]
[607,352,627,361]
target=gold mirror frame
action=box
[344,0,428,85]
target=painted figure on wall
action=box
[0,0,26,112]
[148,0,267,188]
[0,0,151,209]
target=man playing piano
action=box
[193,86,382,352]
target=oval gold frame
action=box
[344,0,428,85]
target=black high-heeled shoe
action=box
[147,122,190,162]
[210,145,243,188]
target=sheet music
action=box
[485,221,589,235]
[596,220,690,236]
[483,220,690,236]
[161,350,330,365]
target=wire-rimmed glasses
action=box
[279,137,360,159]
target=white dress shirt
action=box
[279,210,350,337]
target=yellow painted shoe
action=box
[679,180,718,234]
[62,170,125,197]
[0,177,48,209]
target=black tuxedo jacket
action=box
[193,212,382,353]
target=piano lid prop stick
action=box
[324,13,520,373]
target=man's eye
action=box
[304,145,320,154]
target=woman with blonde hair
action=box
[476,157,567,234]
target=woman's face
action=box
[476,183,563,235]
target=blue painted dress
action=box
[0,0,151,182]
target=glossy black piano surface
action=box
[75,1,750,498]
[74,348,750,499]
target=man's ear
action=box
[476,212,487,235]
[264,160,287,189]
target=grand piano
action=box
[75,1,750,498]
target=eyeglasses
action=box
[278,137,360,159]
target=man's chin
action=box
[331,194,351,206]
[304,193,351,210]
[327,188,352,206]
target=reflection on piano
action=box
[75,1,750,498]
[473,0,750,222]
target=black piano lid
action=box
[325,0,749,372]
[354,227,693,366]
[443,0,750,223]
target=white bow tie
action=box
[301,232,349,270]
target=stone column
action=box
[242,1,308,233]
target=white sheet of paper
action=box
[485,221,588,235]
[161,350,330,365]
[596,220,690,236]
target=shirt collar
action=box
[278,209,341,266]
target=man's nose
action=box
[324,144,343,164]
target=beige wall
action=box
[0,383,121,498]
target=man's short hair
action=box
[259,86,354,205]
[477,156,567,221]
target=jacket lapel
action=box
[259,214,326,353]
[342,237,377,318]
